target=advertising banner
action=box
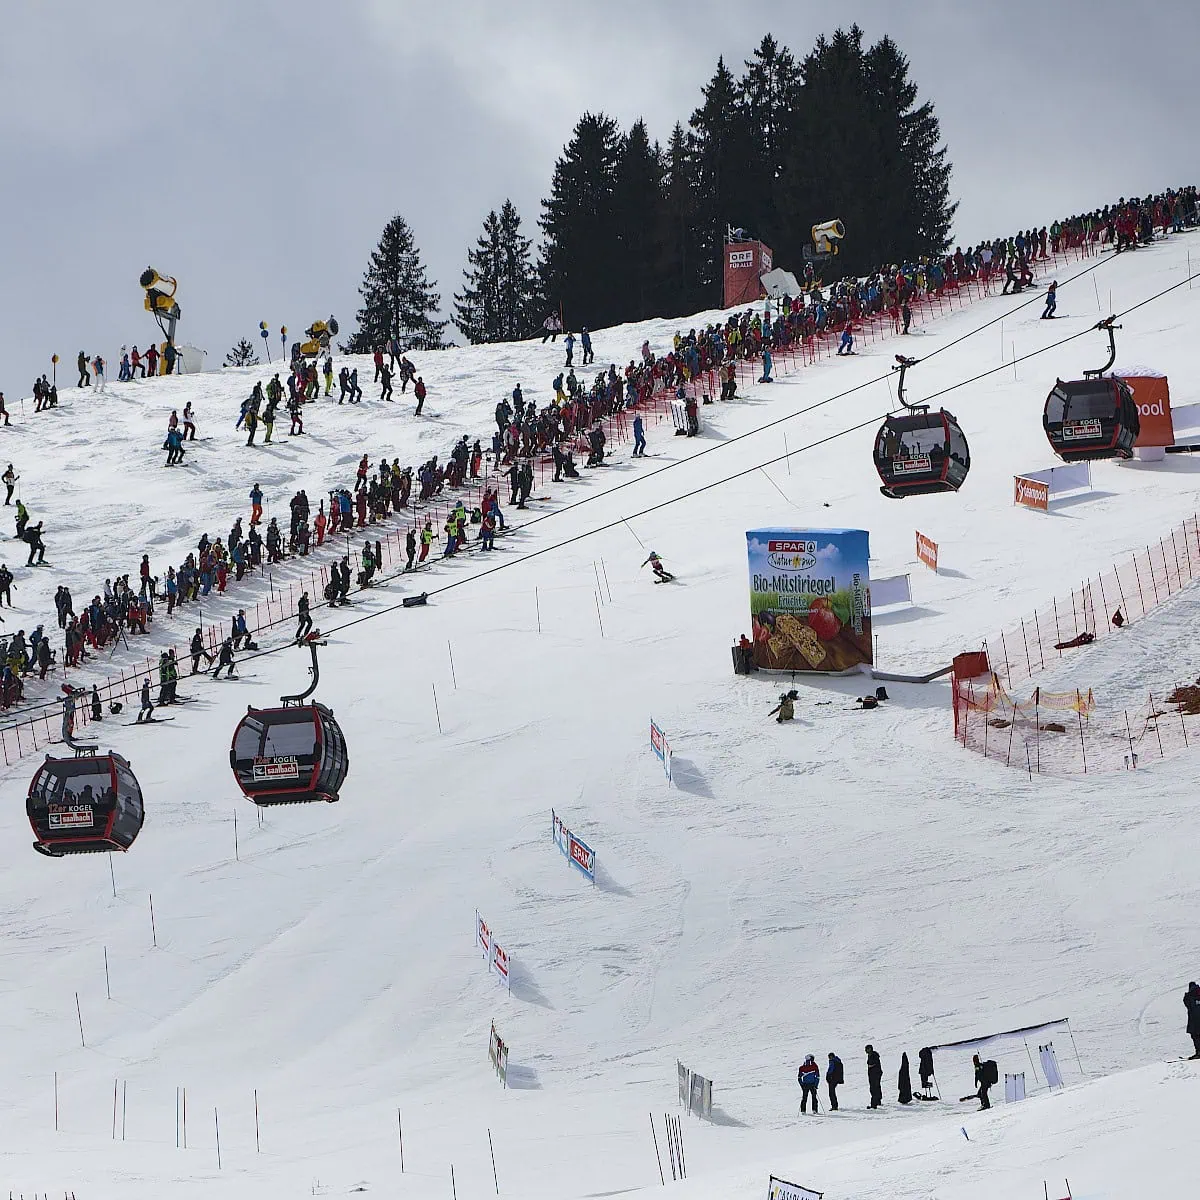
[915,531,938,571]
[768,1176,823,1200]
[476,911,492,958]
[491,941,511,989]
[649,719,673,782]
[48,806,95,829]
[552,810,596,882]
[1014,475,1050,511]
[723,240,772,309]
[747,529,871,673]
[1125,375,1174,447]
[488,1021,509,1086]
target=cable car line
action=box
[0,253,1181,731]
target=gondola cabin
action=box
[1043,377,1139,462]
[27,752,144,856]
[874,409,971,499]
[230,702,348,806]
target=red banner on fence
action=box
[915,531,938,572]
[1014,475,1050,511]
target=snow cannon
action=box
[299,316,339,359]
[140,267,181,344]
[807,220,846,259]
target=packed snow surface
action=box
[2,232,1199,1197]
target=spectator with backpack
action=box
[969,1053,998,1109]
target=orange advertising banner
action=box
[915,531,938,571]
[1125,375,1174,447]
[1014,475,1050,511]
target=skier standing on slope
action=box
[1042,280,1058,319]
[797,1055,820,1113]
[581,327,594,366]
[414,376,427,415]
[214,637,237,679]
[865,1045,883,1109]
[3,464,17,504]
[137,676,154,722]
[296,591,313,641]
[77,351,90,387]
[632,414,646,457]
[24,521,46,565]
[1185,981,1200,1059]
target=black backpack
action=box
[983,1059,999,1087]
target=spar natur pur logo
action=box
[766,539,817,572]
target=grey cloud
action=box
[1,0,1195,394]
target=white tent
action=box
[760,268,802,302]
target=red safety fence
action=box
[954,671,1200,776]
[0,240,1087,768]
[976,514,1200,689]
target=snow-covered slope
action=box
[2,232,1199,1199]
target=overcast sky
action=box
[1,0,1195,394]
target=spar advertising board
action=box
[747,529,871,674]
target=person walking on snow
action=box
[969,1053,996,1110]
[190,628,214,674]
[825,1052,843,1111]
[414,376,427,415]
[92,355,106,392]
[3,465,17,505]
[249,483,263,525]
[77,352,90,387]
[797,1056,820,1113]
[581,327,594,365]
[1185,981,1200,1059]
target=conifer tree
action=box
[454,200,538,344]
[613,120,665,323]
[688,57,760,300]
[657,122,703,316]
[345,214,446,354]
[538,112,624,330]
[224,338,259,367]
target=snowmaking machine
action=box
[298,316,339,359]
[804,220,846,261]
[139,267,181,346]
